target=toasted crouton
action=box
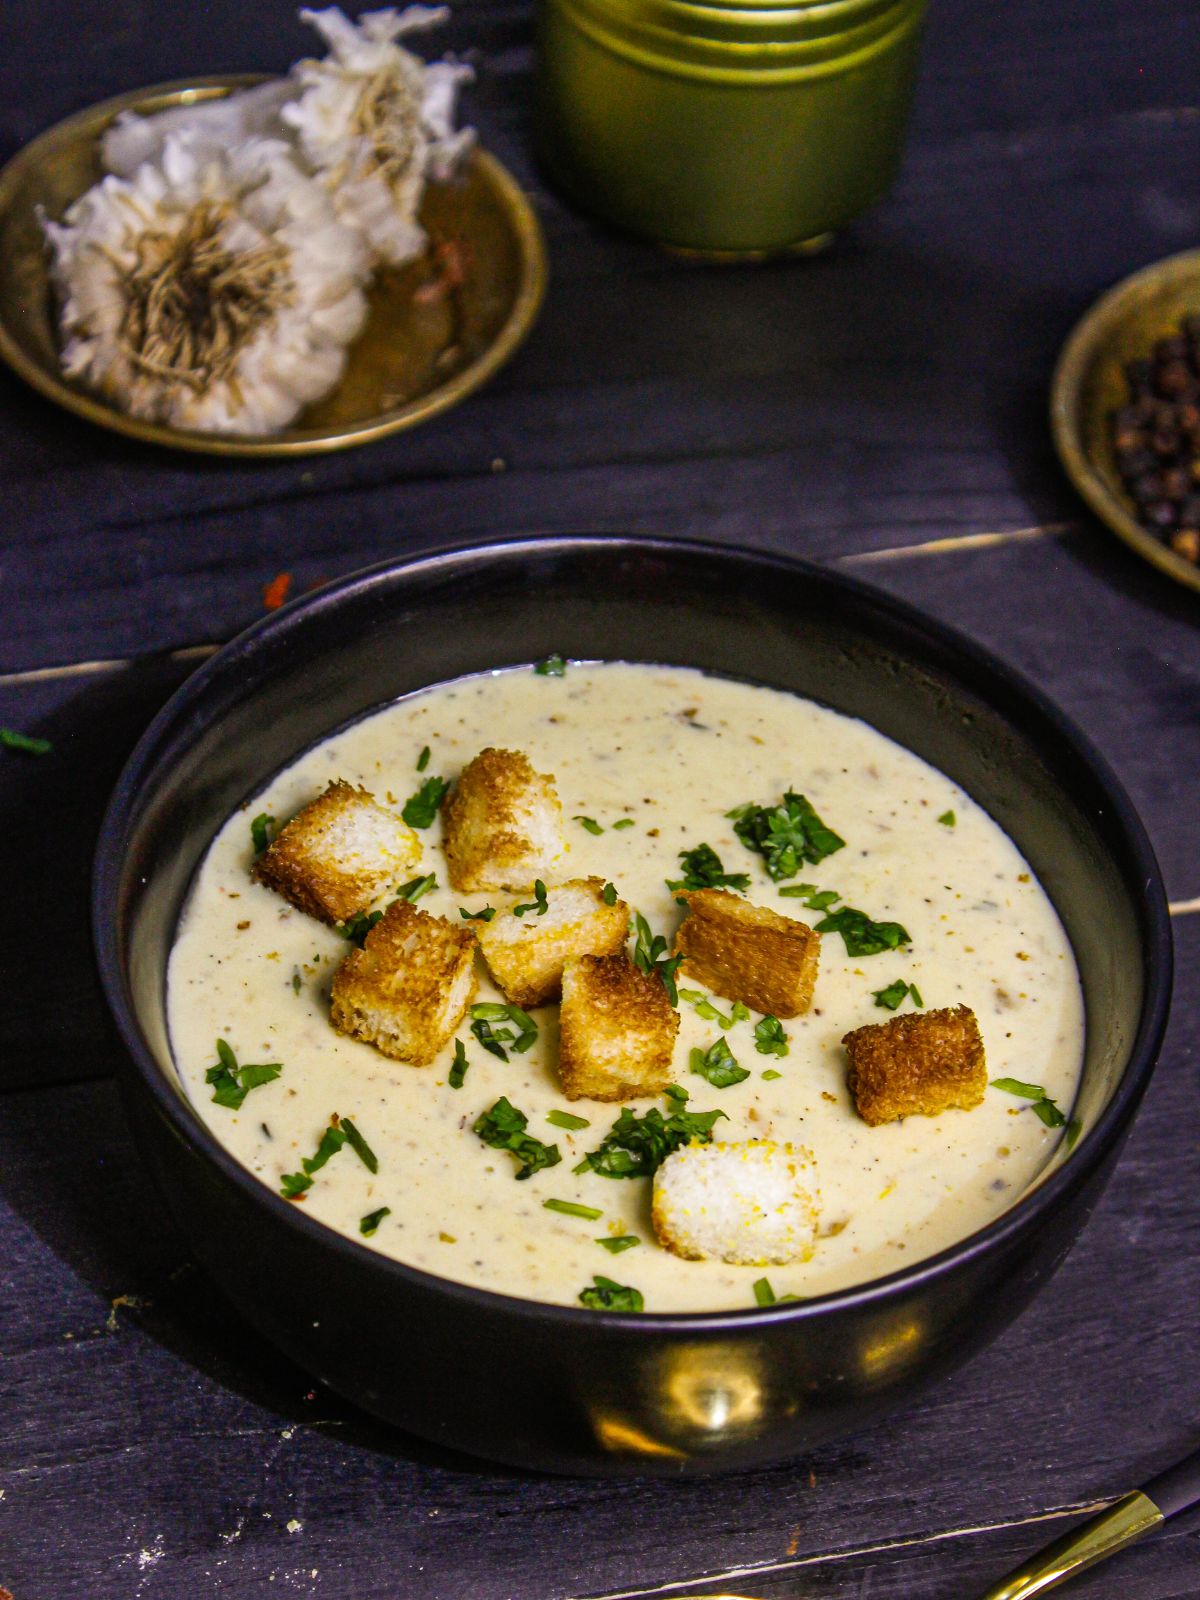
[252,780,421,926]
[557,953,680,1101]
[652,1141,819,1265]
[843,1004,986,1126]
[673,889,820,1018]
[441,747,564,893]
[476,877,629,1008]
[330,900,477,1065]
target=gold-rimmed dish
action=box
[0,77,547,457]
[1051,248,1200,594]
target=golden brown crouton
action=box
[652,1141,820,1265]
[476,877,629,1008]
[843,1004,986,1126]
[330,900,478,1066]
[252,780,421,926]
[557,953,680,1102]
[441,747,564,893]
[673,889,820,1018]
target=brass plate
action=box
[0,76,547,456]
[1050,248,1200,594]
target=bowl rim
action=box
[93,531,1173,1332]
[1049,245,1200,596]
[0,75,548,458]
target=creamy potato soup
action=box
[167,663,1084,1312]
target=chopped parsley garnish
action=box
[534,654,567,677]
[547,1109,590,1130]
[360,1206,391,1236]
[291,969,302,994]
[991,1077,1067,1128]
[631,910,683,1004]
[728,791,845,881]
[250,812,275,854]
[666,843,750,894]
[544,1198,603,1220]
[611,818,635,830]
[416,745,431,772]
[396,872,437,904]
[205,1038,282,1110]
[753,1277,776,1306]
[339,908,384,946]
[473,1096,561,1179]
[280,1113,378,1197]
[341,1119,378,1173]
[753,1015,789,1057]
[778,883,841,911]
[574,1091,727,1178]
[1064,1117,1083,1151]
[460,905,497,921]
[761,1069,783,1081]
[470,1002,538,1060]
[448,1039,470,1089]
[938,810,956,827]
[690,1037,750,1088]
[574,815,604,835]
[1,727,52,755]
[402,775,450,828]
[597,1235,640,1254]
[281,1172,312,1199]
[872,979,924,1011]
[601,882,618,906]
[678,988,750,1029]
[514,879,549,917]
[816,906,911,957]
[578,1276,643,1312]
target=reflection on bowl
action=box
[93,535,1170,1474]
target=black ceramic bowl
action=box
[94,535,1171,1476]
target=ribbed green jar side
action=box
[534,0,926,253]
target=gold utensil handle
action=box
[979,1490,1164,1599]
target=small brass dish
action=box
[1051,248,1200,595]
[0,77,546,457]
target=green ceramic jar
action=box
[534,0,927,256]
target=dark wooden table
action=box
[2,0,1198,1594]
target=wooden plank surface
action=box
[1,0,1199,1594]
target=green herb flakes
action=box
[761,1069,783,1081]
[753,1015,789,1057]
[448,1039,470,1089]
[872,979,923,1011]
[342,1119,378,1173]
[544,1198,603,1220]
[728,791,845,881]
[631,910,683,1004]
[666,843,750,894]
[578,1275,643,1312]
[678,989,749,1029]
[416,745,431,772]
[470,1002,538,1060]
[250,812,275,854]
[1064,1117,1083,1151]
[991,1077,1068,1128]
[280,1112,377,1198]
[360,1206,391,1236]
[601,882,618,906]
[597,1235,640,1254]
[396,872,437,904]
[816,906,911,957]
[460,905,497,922]
[753,1277,776,1306]
[473,1097,561,1180]
[339,908,384,946]
[611,818,635,830]
[938,810,956,827]
[689,1037,750,1089]
[0,727,52,755]
[574,815,604,835]
[514,879,550,917]
[575,1094,727,1179]
[534,654,567,677]
[205,1038,282,1110]
[281,1172,312,1199]
[402,775,449,828]
[290,969,302,995]
[547,1109,590,1130]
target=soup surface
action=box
[168,663,1084,1312]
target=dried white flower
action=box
[45,135,370,435]
[281,7,474,266]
